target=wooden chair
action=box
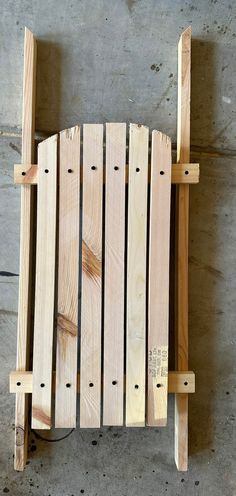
[10,26,199,471]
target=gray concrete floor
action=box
[0,1,236,495]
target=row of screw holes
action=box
[16,380,188,388]
[21,168,190,176]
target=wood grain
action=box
[55,126,80,428]
[32,134,57,429]
[103,123,126,426]
[126,123,148,427]
[15,27,37,471]
[147,131,172,427]
[175,26,191,471]
[80,124,103,427]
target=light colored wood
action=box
[147,131,172,427]
[15,27,37,471]
[31,134,57,429]
[103,123,126,426]
[175,26,191,471]
[14,162,199,185]
[80,124,103,428]
[10,371,195,394]
[55,126,80,428]
[126,123,148,427]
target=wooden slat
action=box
[14,162,200,185]
[175,26,191,471]
[103,123,126,426]
[147,131,172,427]
[80,124,103,427]
[55,126,80,428]
[15,27,37,471]
[10,371,195,394]
[31,134,57,429]
[126,123,148,427]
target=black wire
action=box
[31,428,75,443]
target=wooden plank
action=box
[55,126,80,428]
[14,162,200,185]
[147,131,172,427]
[103,123,126,426]
[15,27,37,471]
[80,124,103,428]
[126,123,148,427]
[10,371,195,394]
[31,134,57,429]
[175,26,191,471]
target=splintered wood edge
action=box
[10,371,195,394]
[14,163,200,184]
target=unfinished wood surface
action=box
[15,27,37,471]
[147,131,172,427]
[175,26,191,471]
[103,123,126,426]
[14,162,200,185]
[31,134,57,430]
[80,124,103,427]
[10,371,195,394]
[126,123,148,427]
[55,127,80,428]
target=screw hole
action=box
[114,166,119,171]
[68,168,73,173]
[40,383,45,388]
[185,170,189,175]
[184,381,188,386]
[21,171,26,176]
[156,383,162,388]
[44,169,49,174]
[160,170,165,175]
[134,384,139,389]
[16,382,21,386]
[91,166,96,171]
[136,167,140,173]
[66,383,71,388]
[112,380,117,385]
[89,382,94,387]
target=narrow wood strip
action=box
[175,26,191,471]
[126,123,148,427]
[55,126,80,428]
[31,134,57,429]
[14,163,200,185]
[103,123,126,426]
[15,27,37,471]
[10,371,195,394]
[147,131,172,427]
[80,124,103,427]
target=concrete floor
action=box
[0,0,236,495]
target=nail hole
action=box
[21,171,26,176]
[16,382,21,386]
[40,383,45,388]
[136,168,140,173]
[89,382,94,387]
[160,170,165,175]
[68,168,73,173]
[114,166,119,171]
[44,169,49,174]
[66,383,71,388]
[91,166,96,170]
[134,384,139,389]
[185,170,189,175]
[156,383,162,388]
[184,381,188,386]
[112,380,117,385]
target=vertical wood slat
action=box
[175,26,191,471]
[32,135,57,429]
[126,123,148,427]
[55,126,80,428]
[15,28,37,470]
[147,131,172,426]
[80,124,103,428]
[103,123,126,426]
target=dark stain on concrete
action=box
[0,271,19,277]
[9,142,21,155]
[189,256,224,279]
[126,0,137,13]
